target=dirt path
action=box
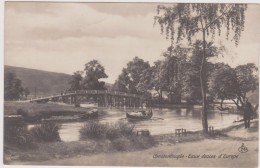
[13,139,257,167]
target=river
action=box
[57,106,242,142]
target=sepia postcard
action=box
[2,0,260,167]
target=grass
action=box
[4,101,101,123]
[79,121,135,140]
[4,121,62,150]
[80,121,156,152]
[5,101,90,116]
[30,122,61,142]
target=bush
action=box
[79,121,156,151]
[129,136,156,149]
[30,122,61,142]
[106,121,135,140]
[16,108,28,117]
[111,137,132,151]
[4,124,34,149]
[79,121,107,140]
[79,121,135,140]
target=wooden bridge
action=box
[29,90,144,108]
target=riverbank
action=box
[4,101,103,123]
[5,119,258,167]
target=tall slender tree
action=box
[155,4,247,133]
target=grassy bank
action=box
[5,120,258,164]
[4,101,102,123]
[4,101,91,115]
[4,121,156,164]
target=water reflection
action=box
[56,107,242,142]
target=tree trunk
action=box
[200,30,208,133]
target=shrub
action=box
[106,121,135,140]
[111,137,132,151]
[79,121,107,140]
[129,136,156,149]
[4,124,34,149]
[16,108,28,117]
[116,121,135,136]
[30,122,61,142]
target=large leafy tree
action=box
[209,63,258,111]
[112,68,131,93]
[113,57,150,94]
[4,72,25,100]
[183,40,218,103]
[209,63,238,109]
[150,60,168,104]
[155,4,247,133]
[69,60,108,90]
[233,63,258,109]
[82,60,108,90]
[69,71,83,91]
[162,45,189,104]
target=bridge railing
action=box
[65,90,141,98]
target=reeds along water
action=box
[4,116,34,148]
[4,117,61,149]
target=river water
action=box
[58,106,242,142]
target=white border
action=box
[1,1,259,168]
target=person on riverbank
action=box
[243,100,253,128]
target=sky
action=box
[4,2,260,83]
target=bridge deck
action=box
[29,90,141,102]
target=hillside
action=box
[4,66,113,97]
[5,66,72,96]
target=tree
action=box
[233,63,258,109]
[155,4,247,133]
[209,63,238,109]
[209,63,258,111]
[150,60,168,104]
[162,45,189,104]
[112,68,131,93]
[183,40,218,104]
[113,57,150,94]
[69,71,83,91]
[4,72,24,100]
[83,60,108,90]
[24,87,30,98]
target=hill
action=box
[4,66,72,96]
[4,65,113,97]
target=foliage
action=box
[155,3,247,133]
[161,45,190,104]
[69,71,83,90]
[155,4,247,45]
[234,63,258,107]
[4,124,34,149]
[149,60,167,103]
[69,60,108,90]
[23,87,30,98]
[112,68,131,93]
[30,122,61,142]
[209,63,258,109]
[183,41,218,103]
[80,121,135,140]
[80,121,107,139]
[113,57,150,94]
[4,72,25,100]
[82,60,108,90]
[209,63,238,107]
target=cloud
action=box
[4,2,260,84]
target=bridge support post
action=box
[103,95,106,107]
[70,95,73,104]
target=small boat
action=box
[126,108,153,120]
